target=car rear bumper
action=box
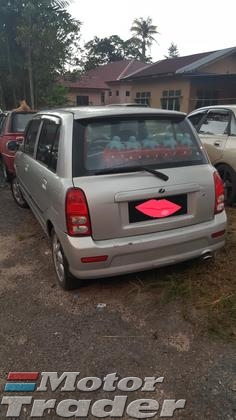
[57,212,227,279]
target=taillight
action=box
[213,171,225,214]
[65,188,91,236]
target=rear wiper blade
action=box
[94,166,169,181]
[139,166,169,181]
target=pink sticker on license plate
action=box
[135,199,182,218]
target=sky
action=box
[68,0,236,61]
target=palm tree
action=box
[130,17,159,61]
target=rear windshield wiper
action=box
[139,166,169,181]
[94,166,169,181]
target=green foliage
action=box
[165,42,180,59]
[130,17,159,61]
[40,84,69,107]
[0,0,81,109]
[81,35,143,71]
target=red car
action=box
[0,110,36,180]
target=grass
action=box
[129,207,236,342]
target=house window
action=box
[161,90,181,111]
[101,92,105,104]
[126,91,130,97]
[195,90,219,109]
[116,90,119,96]
[109,91,112,96]
[76,95,89,106]
[135,92,151,106]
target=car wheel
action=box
[217,164,236,206]
[11,177,29,208]
[51,228,82,290]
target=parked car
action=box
[106,103,149,107]
[0,110,36,180]
[188,105,236,205]
[12,106,226,289]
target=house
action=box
[62,47,236,113]
[62,60,148,106]
[123,46,236,113]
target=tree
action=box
[0,0,81,109]
[130,17,159,61]
[40,83,69,106]
[82,35,142,71]
[165,42,179,59]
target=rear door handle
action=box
[214,141,221,147]
[42,178,47,190]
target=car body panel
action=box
[72,165,216,241]
[0,111,36,176]
[57,211,226,279]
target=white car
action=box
[188,105,236,205]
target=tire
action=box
[216,164,236,206]
[51,228,82,290]
[11,177,29,208]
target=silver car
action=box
[12,107,227,289]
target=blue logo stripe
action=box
[4,383,36,392]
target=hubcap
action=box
[52,234,65,283]
[13,179,25,206]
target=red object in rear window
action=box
[214,171,225,214]
[65,188,91,236]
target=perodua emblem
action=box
[135,199,181,218]
[159,188,165,194]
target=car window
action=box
[24,119,41,156]
[36,118,60,171]
[0,114,7,135]
[199,110,230,135]
[230,114,236,136]
[11,112,36,133]
[73,116,207,176]
[188,112,206,129]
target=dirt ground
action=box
[0,172,236,419]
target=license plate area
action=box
[128,194,187,223]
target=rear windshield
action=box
[73,116,207,176]
[11,112,36,133]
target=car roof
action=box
[188,104,236,115]
[35,106,186,119]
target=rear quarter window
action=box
[72,115,207,176]
[24,119,41,156]
[11,113,36,133]
[36,118,60,172]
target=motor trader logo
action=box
[1,372,186,418]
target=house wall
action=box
[202,53,236,74]
[189,77,236,112]
[129,78,191,113]
[67,89,104,106]
[105,83,133,104]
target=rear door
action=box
[31,116,60,224]
[197,108,231,160]
[16,118,42,199]
[72,114,215,241]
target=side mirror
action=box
[7,140,20,152]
